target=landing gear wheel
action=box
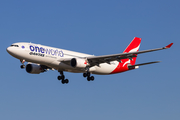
[90,76,94,81]
[57,76,62,80]
[65,79,69,84]
[57,75,65,80]
[61,80,65,84]
[20,65,25,69]
[87,77,91,81]
[61,79,69,84]
[83,73,87,77]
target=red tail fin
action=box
[110,37,141,74]
[123,37,141,53]
[123,37,141,65]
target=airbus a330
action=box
[6,37,173,84]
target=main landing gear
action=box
[83,72,94,81]
[57,71,94,84]
[57,71,69,84]
[83,67,94,81]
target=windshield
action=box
[10,45,19,47]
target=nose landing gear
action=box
[20,65,25,69]
[20,59,25,69]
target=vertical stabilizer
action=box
[111,37,142,74]
[123,37,141,65]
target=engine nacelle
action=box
[71,58,87,68]
[26,63,44,74]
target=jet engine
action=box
[26,63,44,74]
[71,58,87,68]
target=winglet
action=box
[165,43,173,48]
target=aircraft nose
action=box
[6,46,14,55]
[6,47,11,53]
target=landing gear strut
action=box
[57,71,69,84]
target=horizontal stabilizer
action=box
[128,61,161,69]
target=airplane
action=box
[6,37,173,84]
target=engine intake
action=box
[26,63,44,74]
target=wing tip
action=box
[156,61,161,63]
[165,43,173,48]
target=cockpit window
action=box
[11,45,19,47]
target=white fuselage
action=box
[7,42,120,75]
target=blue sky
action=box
[0,0,179,120]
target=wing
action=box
[86,43,173,67]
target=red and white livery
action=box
[6,37,173,84]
